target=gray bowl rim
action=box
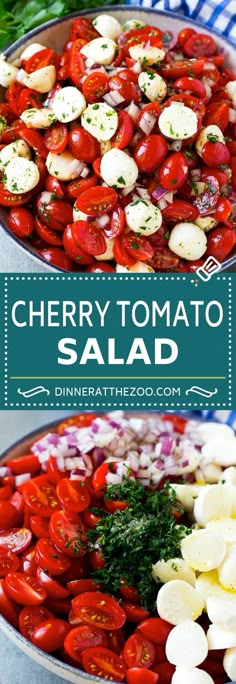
[1,5,236,272]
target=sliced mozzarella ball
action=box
[220,466,236,485]
[218,546,236,589]
[172,484,201,512]
[116,262,155,273]
[166,621,208,668]
[23,65,56,93]
[159,103,198,141]
[4,157,39,194]
[96,237,114,261]
[157,580,204,625]
[194,484,233,526]
[207,624,236,649]
[202,437,236,467]
[16,68,27,85]
[138,71,167,102]
[207,597,236,630]
[81,103,118,141]
[46,151,84,181]
[52,86,86,123]
[203,463,222,484]
[195,570,236,605]
[207,517,236,545]
[168,223,207,261]
[101,148,138,188]
[0,57,19,87]
[224,647,236,680]
[21,107,56,129]
[172,666,214,684]
[81,38,116,66]
[0,139,31,172]
[73,207,89,222]
[93,15,122,41]
[225,81,236,106]
[125,198,162,236]
[129,45,165,65]
[20,43,46,62]
[0,115,7,135]
[152,558,195,586]
[195,216,218,232]
[123,19,146,30]
[198,421,234,442]
[181,529,226,572]
[195,125,224,156]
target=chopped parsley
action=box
[117,176,126,185]
[207,133,218,143]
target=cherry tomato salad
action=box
[0,411,236,683]
[0,15,236,271]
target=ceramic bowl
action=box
[0,6,236,271]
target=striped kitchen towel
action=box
[194,410,236,428]
[127,0,236,45]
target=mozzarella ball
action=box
[168,223,207,260]
[73,207,89,222]
[159,103,198,140]
[4,157,40,193]
[93,15,122,40]
[152,558,195,586]
[196,570,236,605]
[16,68,28,85]
[207,517,236,544]
[81,102,118,141]
[81,37,116,65]
[172,667,214,684]
[195,216,218,232]
[21,107,56,129]
[125,199,162,236]
[0,115,7,136]
[207,597,236,630]
[157,580,204,625]
[116,262,155,273]
[225,80,236,105]
[166,622,208,668]
[172,484,201,512]
[46,151,84,181]
[218,546,236,589]
[123,19,146,31]
[203,463,222,483]
[194,484,233,526]
[195,125,224,156]
[201,437,236,467]
[20,43,46,62]
[219,466,236,485]
[96,237,114,261]
[207,624,236,650]
[138,71,167,102]
[52,86,86,123]
[0,57,19,87]
[23,65,56,93]
[129,45,165,65]
[224,647,236,680]
[0,139,31,172]
[198,421,234,442]
[181,529,226,572]
[101,148,138,188]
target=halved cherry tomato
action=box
[206,226,236,261]
[121,232,154,261]
[37,197,73,231]
[82,72,109,104]
[7,454,40,476]
[35,216,63,246]
[0,578,19,627]
[201,167,228,186]
[36,567,69,599]
[5,572,47,606]
[124,632,155,669]
[137,618,172,644]
[44,123,68,153]
[72,592,126,630]
[108,628,125,655]
[23,477,60,517]
[49,509,87,557]
[89,548,105,570]
[67,172,98,199]
[104,499,129,513]
[173,76,206,98]
[162,199,198,222]
[82,646,126,681]
[75,186,118,216]
[149,247,180,271]
[25,48,58,73]
[0,485,13,500]
[119,581,140,603]
[63,225,94,266]
[127,669,159,684]
[6,82,22,116]
[59,556,88,584]
[162,414,187,433]
[72,221,106,256]
[32,617,71,652]
[19,605,53,641]
[18,88,43,113]
[184,34,216,57]
[203,102,229,130]
[109,75,139,103]
[114,236,137,267]
[56,479,90,513]
[19,129,48,158]
[152,662,175,683]
[70,17,99,42]
[1,119,26,144]
[45,175,65,197]
[57,413,97,433]
[0,183,33,207]
[46,455,66,485]
[111,111,134,149]
[123,602,150,624]
[35,537,71,574]
[134,135,168,174]
[68,126,100,162]
[0,501,17,530]
[0,528,32,554]
[69,40,86,87]
[178,28,196,47]
[104,204,125,239]
[214,197,232,223]
[37,248,74,271]
[161,58,205,79]
[64,624,108,663]
[159,152,189,191]
[67,578,101,596]
[92,462,118,492]
[193,176,220,215]
[20,546,37,575]
[0,548,20,577]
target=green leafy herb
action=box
[207,133,218,143]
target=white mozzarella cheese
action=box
[93,15,122,41]
[100,148,138,187]
[0,56,19,87]
[81,103,118,141]
[52,86,86,123]
[207,597,236,630]
[0,115,7,135]
[195,570,236,605]
[224,647,236,680]
[201,437,236,467]
[96,237,115,260]
[20,43,46,62]
[152,558,195,586]
[23,65,56,93]
[15,68,27,85]
[225,81,236,106]
[181,529,226,572]
[166,621,208,668]
[116,262,155,273]
[172,484,201,512]
[157,580,204,625]
[73,207,89,222]
[198,421,234,442]
[218,546,236,589]
[207,624,236,650]
[125,198,162,236]
[0,139,31,172]
[138,71,167,102]
[219,466,236,485]
[123,19,146,31]
[46,151,84,181]
[203,463,222,483]
[129,45,165,65]
[195,125,224,156]
[159,103,198,140]
[4,157,40,193]
[194,484,233,526]
[81,37,116,65]
[168,222,207,261]
[195,217,218,232]
[172,666,214,684]
[21,107,56,129]
[206,517,236,544]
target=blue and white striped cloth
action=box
[128,0,236,45]
[195,410,236,428]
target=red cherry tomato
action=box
[70,17,99,41]
[23,477,60,517]
[92,462,118,491]
[0,485,13,501]
[67,578,101,595]
[49,509,87,557]
[19,605,53,641]
[7,455,40,476]
[75,186,118,216]
[137,618,172,644]
[206,226,236,261]
[149,247,180,271]
[152,662,175,683]
[19,129,48,159]
[1,119,27,144]
[104,204,125,240]
[134,135,168,174]
[127,669,159,684]
[57,413,97,433]
[36,567,69,599]
[109,75,139,103]
[114,236,137,267]
[161,58,205,79]
[64,624,108,663]
[56,479,90,513]
[203,102,229,130]
[37,197,73,231]
[82,646,126,681]
[0,183,33,207]
[82,72,109,104]
[164,93,205,119]
[119,581,140,603]
[104,499,129,513]
[89,548,105,570]
[178,28,196,47]
[25,48,58,73]
[68,126,100,162]
[124,632,155,669]
[162,200,199,222]
[183,33,216,57]
[121,232,154,261]
[20,546,37,575]
[159,152,189,191]
[67,172,98,199]
[63,224,94,265]
[0,578,19,628]
[72,220,106,256]
[0,528,32,554]
[35,537,71,574]
[123,602,150,624]
[214,197,232,223]
[45,175,65,197]
[201,141,230,167]
[0,548,20,577]
[173,76,206,98]
[44,123,68,153]
[35,216,63,246]
[69,40,86,87]
[5,572,47,606]
[32,617,71,652]
[107,628,125,655]
[37,248,74,271]
[72,592,126,630]
[111,111,134,149]
[0,501,18,529]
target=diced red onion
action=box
[106,472,122,485]
[164,32,178,50]
[103,90,125,106]
[80,166,90,179]
[91,422,99,434]
[96,214,110,228]
[139,111,156,135]
[91,448,105,467]
[70,468,87,481]
[161,437,173,456]
[191,168,201,181]
[136,186,150,201]
[15,473,31,486]
[152,185,168,201]
[132,61,142,74]
[0,466,11,477]
[158,197,168,211]
[126,102,140,122]
[182,459,189,468]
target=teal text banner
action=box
[0,273,234,410]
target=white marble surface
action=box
[0,228,49,273]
